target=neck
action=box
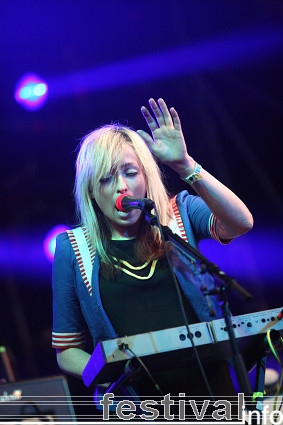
[109,219,142,240]
[111,235,136,240]
[110,226,138,240]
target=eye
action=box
[125,170,138,177]
[99,175,112,184]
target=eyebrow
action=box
[120,162,139,169]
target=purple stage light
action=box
[0,226,281,288]
[48,27,282,99]
[43,225,70,262]
[14,73,48,111]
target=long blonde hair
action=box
[75,124,172,274]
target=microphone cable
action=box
[151,204,215,400]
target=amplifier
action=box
[0,375,76,422]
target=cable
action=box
[118,344,182,417]
[118,343,164,396]
[275,368,283,415]
[266,331,282,367]
[266,330,283,417]
[152,205,215,400]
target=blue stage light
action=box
[33,83,47,96]
[15,73,48,111]
[48,27,282,100]
[43,225,70,262]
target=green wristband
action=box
[182,162,202,184]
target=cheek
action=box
[135,184,146,198]
[93,188,108,211]
[136,175,147,195]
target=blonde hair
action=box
[75,124,172,273]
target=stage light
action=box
[43,225,70,262]
[14,73,48,111]
[48,27,281,100]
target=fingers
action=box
[148,98,166,127]
[136,129,156,152]
[140,105,158,133]
[141,98,175,131]
[170,107,182,132]
[155,98,174,128]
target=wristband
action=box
[182,162,202,184]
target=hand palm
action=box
[137,98,188,166]
[151,126,186,164]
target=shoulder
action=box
[55,226,86,257]
[174,190,191,206]
[173,190,205,211]
[56,231,71,250]
[56,231,70,244]
[169,190,190,209]
[172,191,212,240]
[53,226,92,271]
[56,226,86,241]
[53,231,73,263]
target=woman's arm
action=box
[52,233,91,378]
[138,98,253,239]
[175,157,253,239]
[57,348,91,379]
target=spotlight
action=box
[43,225,70,262]
[15,73,48,111]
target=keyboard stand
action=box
[247,331,282,425]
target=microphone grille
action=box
[115,193,129,212]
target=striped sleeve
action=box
[209,214,233,245]
[52,331,86,349]
[52,232,87,349]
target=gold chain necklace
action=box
[112,257,158,280]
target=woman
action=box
[52,98,253,401]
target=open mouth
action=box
[115,207,130,216]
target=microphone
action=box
[115,194,155,213]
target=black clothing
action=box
[99,239,236,398]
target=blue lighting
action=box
[33,83,47,96]
[48,27,282,99]
[0,226,281,287]
[19,86,32,99]
[15,73,48,111]
[43,225,70,262]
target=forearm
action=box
[56,347,91,379]
[175,155,253,239]
[138,97,253,239]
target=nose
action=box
[116,174,128,194]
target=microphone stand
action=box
[145,210,253,396]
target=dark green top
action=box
[99,239,235,397]
[99,239,199,338]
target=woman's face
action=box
[93,146,147,239]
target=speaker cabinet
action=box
[0,375,76,422]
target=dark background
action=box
[0,0,282,399]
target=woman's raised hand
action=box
[137,98,190,171]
